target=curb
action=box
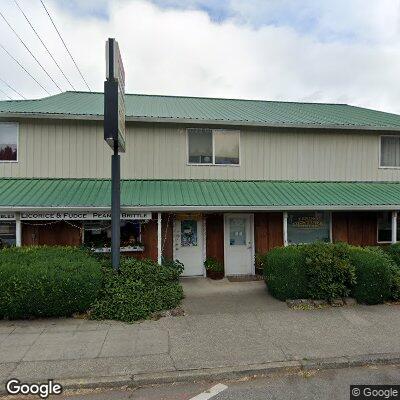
[1,353,400,395]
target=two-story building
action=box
[1,91,400,276]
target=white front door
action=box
[173,219,204,276]
[224,214,254,275]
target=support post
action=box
[283,211,288,246]
[157,212,162,265]
[15,212,21,247]
[392,211,397,244]
[111,141,120,271]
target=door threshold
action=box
[226,275,263,282]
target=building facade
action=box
[1,91,400,276]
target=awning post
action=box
[392,211,397,244]
[157,212,162,265]
[15,212,21,247]
[283,211,288,246]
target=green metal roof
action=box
[1,91,400,130]
[1,178,400,211]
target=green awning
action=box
[1,178,400,211]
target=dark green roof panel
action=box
[1,91,400,130]
[1,178,400,209]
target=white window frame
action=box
[376,211,398,244]
[186,128,240,166]
[379,134,400,169]
[0,122,19,163]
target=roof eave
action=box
[1,205,400,212]
[1,112,400,131]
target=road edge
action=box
[1,353,400,394]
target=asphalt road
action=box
[22,364,399,400]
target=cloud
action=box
[0,0,400,114]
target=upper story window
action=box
[187,128,239,165]
[380,135,400,168]
[0,123,18,162]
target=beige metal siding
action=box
[1,119,400,181]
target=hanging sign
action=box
[19,211,151,221]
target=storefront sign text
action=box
[0,211,151,221]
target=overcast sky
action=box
[0,0,399,113]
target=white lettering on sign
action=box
[19,211,151,221]
[0,213,15,220]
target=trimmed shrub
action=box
[349,247,392,304]
[303,242,355,301]
[262,246,307,301]
[385,242,400,267]
[385,244,400,300]
[0,246,101,319]
[90,258,184,322]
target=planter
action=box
[206,270,224,280]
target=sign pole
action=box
[104,38,126,272]
[111,140,120,270]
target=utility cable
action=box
[0,42,50,95]
[0,87,12,100]
[14,0,75,90]
[0,10,62,91]
[40,0,91,91]
[0,76,26,99]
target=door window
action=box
[181,220,198,246]
[229,218,246,245]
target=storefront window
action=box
[0,222,16,247]
[287,211,330,245]
[83,220,142,252]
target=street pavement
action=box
[0,278,399,391]
[9,364,399,400]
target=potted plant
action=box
[204,257,224,280]
[255,253,264,276]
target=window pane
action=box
[229,217,246,245]
[287,212,330,244]
[181,220,198,246]
[214,130,239,165]
[378,211,392,242]
[0,222,16,247]
[188,128,212,164]
[0,123,18,161]
[381,136,400,167]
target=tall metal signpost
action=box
[104,38,126,271]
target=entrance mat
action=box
[227,275,264,282]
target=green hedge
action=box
[262,243,396,304]
[303,242,355,300]
[0,246,101,319]
[262,246,307,301]
[382,244,400,301]
[90,258,184,322]
[349,247,392,304]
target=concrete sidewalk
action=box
[0,279,399,388]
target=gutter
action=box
[1,112,400,132]
[1,205,400,212]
